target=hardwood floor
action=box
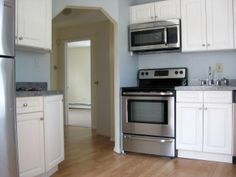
[52,126,236,177]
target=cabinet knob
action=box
[19,36,23,40]
[40,118,44,121]
[23,103,28,107]
[207,44,210,47]
[199,107,202,110]
[202,44,206,47]
[204,107,207,110]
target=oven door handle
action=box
[122,92,174,96]
[124,135,174,143]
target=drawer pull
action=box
[23,103,28,107]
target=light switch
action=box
[216,63,223,73]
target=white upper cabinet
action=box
[130,3,155,24]
[16,0,52,51]
[233,0,236,47]
[181,0,234,52]
[155,0,180,20]
[181,0,207,51]
[206,0,234,50]
[130,0,180,24]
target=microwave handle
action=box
[164,28,167,45]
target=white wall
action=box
[67,46,91,105]
[15,50,50,87]
[139,51,236,84]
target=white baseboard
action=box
[178,150,232,163]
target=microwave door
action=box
[166,25,180,48]
[129,27,167,51]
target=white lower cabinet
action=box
[176,103,203,152]
[44,95,64,171]
[17,112,45,177]
[176,91,233,163]
[17,95,64,177]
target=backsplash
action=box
[138,50,236,85]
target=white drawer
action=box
[177,91,203,103]
[204,91,232,103]
[16,97,43,114]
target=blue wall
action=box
[138,50,236,84]
[15,50,50,87]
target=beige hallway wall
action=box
[67,46,91,105]
[51,20,114,138]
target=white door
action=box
[17,0,46,48]
[44,95,64,171]
[130,3,155,24]
[203,104,232,154]
[176,103,203,151]
[17,112,45,177]
[206,0,234,50]
[155,0,180,20]
[181,0,207,51]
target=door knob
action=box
[94,81,99,85]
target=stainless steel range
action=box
[122,68,188,157]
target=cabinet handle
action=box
[23,103,28,107]
[19,36,23,40]
[40,118,44,121]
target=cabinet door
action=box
[234,0,236,48]
[155,0,180,20]
[206,0,234,50]
[176,103,203,151]
[203,104,232,154]
[181,0,207,51]
[44,95,64,171]
[130,3,155,24]
[17,112,45,177]
[17,0,46,48]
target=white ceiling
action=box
[53,8,109,28]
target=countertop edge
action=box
[16,90,64,97]
[175,86,236,91]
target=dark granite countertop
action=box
[16,90,64,97]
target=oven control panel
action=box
[139,68,187,79]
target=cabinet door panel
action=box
[206,0,234,50]
[44,95,64,171]
[155,0,180,20]
[17,112,45,177]
[176,103,203,151]
[203,104,232,154]
[181,0,207,51]
[130,3,155,24]
[17,0,46,48]
[234,0,236,48]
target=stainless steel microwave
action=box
[129,19,181,52]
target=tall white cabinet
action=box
[176,91,233,163]
[15,0,52,50]
[181,0,234,51]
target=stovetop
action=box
[122,86,175,92]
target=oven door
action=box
[122,95,175,137]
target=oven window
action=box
[128,100,168,124]
[131,28,165,47]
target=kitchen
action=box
[2,0,236,177]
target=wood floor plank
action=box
[52,126,236,177]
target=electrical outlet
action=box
[216,63,223,73]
